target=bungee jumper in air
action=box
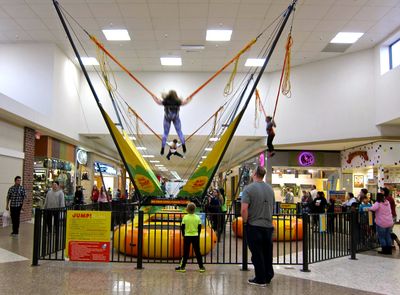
[152,90,191,156]
[166,139,185,161]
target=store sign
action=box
[346,151,368,164]
[66,211,111,262]
[298,151,315,167]
[94,162,117,175]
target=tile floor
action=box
[0,222,398,295]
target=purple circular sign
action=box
[298,152,315,167]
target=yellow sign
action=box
[280,203,297,210]
[66,211,111,261]
[319,214,327,232]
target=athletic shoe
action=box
[199,267,206,273]
[160,147,164,155]
[175,266,186,273]
[182,144,186,153]
[247,279,266,287]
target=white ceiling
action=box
[0,0,399,72]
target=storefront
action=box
[341,141,400,216]
[226,150,341,203]
[33,136,76,208]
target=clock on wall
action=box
[77,149,88,165]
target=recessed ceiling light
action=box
[330,32,364,44]
[206,30,232,41]
[160,57,182,66]
[245,58,265,67]
[128,134,136,141]
[205,148,212,151]
[155,164,164,167]
[76,57,99,66]
[149,160,160,163]
[201,156,206,159]
[181,44,205,51]
[136,147,147,150]
[209,137,219,142]
[199,161,203,164]
[102,29,131,41]
[142,155,155,158]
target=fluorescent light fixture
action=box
[155,164,164,167]
[201,156,206,159]
[245,58,265,67]
[136,147,147,150]
[204,148,212,151]
[181,44,205,51]
[76,57,99,66]
[160,57,182,66]
[128,134,136,141]
[149,160,160,163]
[170,171,181,180]
[142,155,155,158]
[209,137,219,142]
[330,32,364,44]
[206,29,232,41]
[102,29,131,41]
[199,161,203,164]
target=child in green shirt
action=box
[175,202,205,273]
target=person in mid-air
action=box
[266,116,276,157]
[152,90,192,155]
[166,139,184,160]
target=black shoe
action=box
[167,156,170,161]
[248,279,266,287]
[160,147,164,155]
[182,144,186,153]
[175,266,186,273]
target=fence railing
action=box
[32,205,378,271]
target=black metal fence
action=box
[32,204,379,271]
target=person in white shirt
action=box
[310,185,317,200]
[166,139,185,160]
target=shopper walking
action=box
[6,176,26,236]
[241,166,275,287]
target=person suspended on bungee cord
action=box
[266,116,276,157]
[152,90,192,155]
[166,139,185,160]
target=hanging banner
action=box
[66,211,111,262]
[178,113,242,197]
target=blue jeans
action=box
[162,113,185,148]
[245,225,274,284]
[376,225,392,247]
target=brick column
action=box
[21,127,35,222]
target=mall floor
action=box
[0,223,399,295]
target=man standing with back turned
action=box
[241,166,275,287]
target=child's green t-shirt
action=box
[182,213,201,236]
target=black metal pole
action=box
[301,213,310,272]
[136,210,144,269]
[350,211,357,260]
[241,221,248,271]
[52,0,142,200]
[32,208,42,266]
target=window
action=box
[389,39,400,69]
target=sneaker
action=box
[160,147,164,155]
[175,266,186,273]
[247,279,266,287]
[182,144,186,153]
[199,267,206,273]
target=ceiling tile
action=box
[152,18,179,30]
[306,31,337,43]
[333,0,368,6]
[95,17,126,30]
[88,4,122,18]
[4,29,33,41]
[353,5,392,21]
[291,19,320,32]
[180,18,207,30]
[323,5,362,20]
[28,29,55,41]
[234,17,264,31]
[129,30,155,41]
[124,18,153,31]
[179,3,208,18]
[238,4,271,18]
[366,0,399,6]
[2,4,37,18]
[295,5,332,20]
[0,18,21,31]
[27,4,56,18]
[342,20,375,32]
[315,20,347,32]
[118,4,150,18]
[132,40,158,49]
[209,3,239,18]
[149,3,179,18]
[156,40,180,49]
[207,18,235,29]
[15,18,47,30]
[61,4,92,18]
[154,30,180,41]
[180,30,205,41]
